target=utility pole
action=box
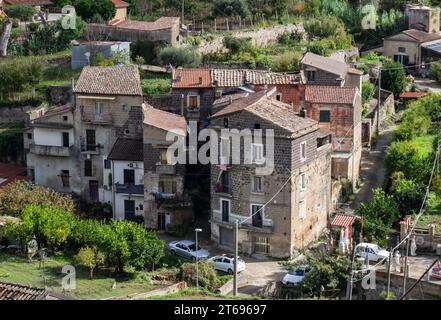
[233,220,239,296]
[377,67,381,134]
[400,259,439,300]
[402,235,410,299]
[346,244,356,300]
[181,0,184,25]
[386,249,392,297]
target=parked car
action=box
[208,254,246,274]
[168,240,210,261]
[281,266,311,286]
[355,243,390,263]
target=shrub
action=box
[6,5,34,21]
[180,262,221,291]
[379,291,397,300]
[391,178,425,216]
[386,140,420,178]
[223,35,252,55]
[270,51,302,72]
[381,60,408,97]
[431,61,441,82]
[362,80,375,106]
[75,246,105,279]
[158,46,201,68]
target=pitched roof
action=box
[111,0,129,8]
[172,68,212,88]
[305,85,358,105]
[143,106,187,136]
[386,29,441,43]
[399,91,428,99]
[211,90,317,136]
[301,52,349,78]
[74,65,142,96]
[213,92,250,105]
[107,138,144,161]
[4,0,52,5]
[111,17,180,30]
[211,69,300,87]
[0,163,29,190]
[0,282,47,300]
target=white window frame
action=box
[220,198,231,220]
[252,143,264,164]
[187,95,200,109]
[252,176,263,193]
[300,141,306,161]
[300,173,306,190]
[299,200,306,220]
[250,203,265,220]
[93,101,103,115]
[219,137,230,164]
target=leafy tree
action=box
[4,205,76,249]
[74,0,116,22]
[359,188,400,244]
[394,101,432,141]
[0,181,76,217]
[362,80,375,107]
[304,0,320,16]
[304,15,348,40]
[213,0,251,18]
[386,140,421,177]
[5,5,35,21]
[75,246,105,279]
[223,35,252,55]
[431,61,441,82]
[380,60,408,97]
[414,92,441,123]
[180,261,221,291]
[391,178,425,216]
[270,51,302,72]
[158,46,201,67]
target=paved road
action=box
[350,126,396,210]
[414,78,441,93]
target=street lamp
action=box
[195,228,202,290]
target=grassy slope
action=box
[0,252,155,300]
[143,288,262,300]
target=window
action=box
[221,199,230,222]
[122,105,128,111]
[159,148,169,164]
[251,204,264,228]
[89,180,99,203]
[62,132,69,147]
[124,200,136,220]
[252,143,264,164]
[398,47,406,53]
[276,93,282,101]
[93,102,103,115]
[188,95,199,109]
[159,179,176,194]
[223,118,229,128]
[299,200,306,219]
[300,142,306,161]
[86,129,96,151]
[27,133,32,140]
[84,159,92,177]
[253,236,270,254]
[319,109,330,122]
[63,116,68,121]
[254,123,261,130]
[124,169,135,185]
[300,173,306,190]
[60,170,70,187]
[307,70,316,81]
[220,171,230,193]
[252,176,263,193]
[104,159,111,169]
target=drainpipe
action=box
[71,79,75,107]
[112,160,116,219]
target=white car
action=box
[208,254,246,274]
[281,266,311,286]
[355,243,390,263]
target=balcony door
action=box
[124,200,135,220]
[124,169,135,185]
[221,199,230,222]
[251,204,263,228]
[157,212,166,230]
[89,180,99,203]
[62,132,69,147]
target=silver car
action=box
[168,240,210,261]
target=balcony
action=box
[115,183,144,195]
[156,163,176,175]
[211,210,273,233]
[153,192,192,207]
[81,114,114,125]
[29,144,73,157]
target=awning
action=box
[331,214,355,227]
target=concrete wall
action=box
[33,127,74,147]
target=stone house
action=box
[209,88,332,258]
[169,67,304,122]
[300,52,363,90]
[302,85,362,186]
[405,4,440,34]
[383,29,441,69]
[302,85,362,185]
[142,106,193,231]
[25,65,144,209]
[110,0,129,24]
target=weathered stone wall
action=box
[0,105,34,124]
[195,24,304,55]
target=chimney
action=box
[229,95,233,104]
[198,77,203,85]
[176,75,181,82]
[299,108,306,118]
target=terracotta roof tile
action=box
[399,91,428,98]
[143,106,187,136]
[211,90,317,136]
[172,68,212,88]
[402,29,441,43]
[74,65,142,96]
[211,69,300,87]
[107,138,144,161]
[305,85,358,104]
[0,282,47,300]
[0,163,28,189]
[111,0,129,8]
